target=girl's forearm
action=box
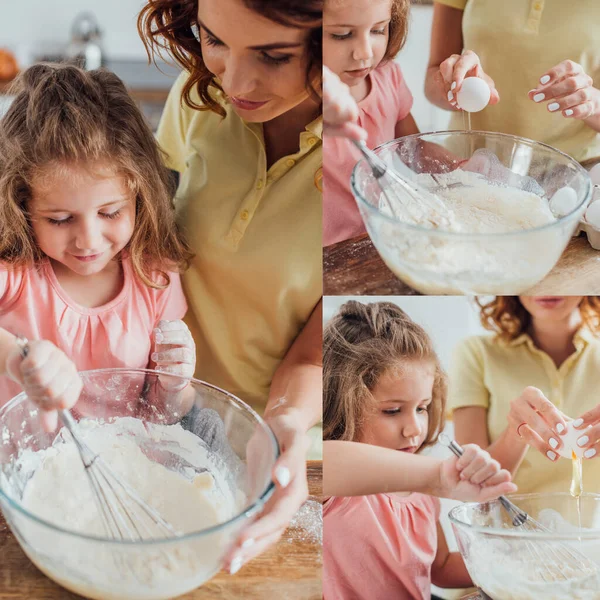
[431,552,472,588]
[0,328,16,377]
[323,440,442,497]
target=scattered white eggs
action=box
[549,186,578,217]
[589,163,600,187]
[585,200,600,228]
[556,420,592,459]
[456,77,491,113]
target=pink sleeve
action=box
[0,266,23,311]
[153,271,187,323]
[389,62,414,123]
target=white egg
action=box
[556,420,591,459]
[456,77,491,113]
[549,186,578,217]
[585,199,600,228]
[589,163,600,186]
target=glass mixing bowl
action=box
[0,368,279,600]
[351,131,593,294]
[450,493,600,600]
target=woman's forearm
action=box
[584,109,600,134]
[486,426,529,476]
[0,328,16,377]
[323,440,442,497]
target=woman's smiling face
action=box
[197,0,315,123]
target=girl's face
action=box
[29,162,135,277]
[323,0,392,88]
[358,360,434,453]
[197,0,315,123]
[519,296,583,324]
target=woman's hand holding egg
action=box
[323,65,367,141]
[506,386,568,462]
[529,60,600,120]
[438,443,516,502]
[152,320,196,391]
[572,404,600,459]
[438,49,500,110]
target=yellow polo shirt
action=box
[157,72,323,413]
[448,329,600,495]
[435,0,600,162]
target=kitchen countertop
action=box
[323,233,600,295]
[0,461,323,599]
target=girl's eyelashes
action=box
[330,26,389,41]
[382,405,431,415]
[203,29,292,67]
[45,210,121,226]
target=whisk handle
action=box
[352,140,388,179]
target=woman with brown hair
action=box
[137,0,323,573]
[449,296,600,495]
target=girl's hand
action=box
[439,49,500,109]
[439,444,517,502]
[323,65,367,141]
[572,405,600,459]
[152,320,196,391]
[506,386,568,462]
[528,60,600,120]
[5,340,82,432]
[223,408,310,575]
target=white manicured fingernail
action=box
[229,556,243,575]
[275,466,291,488]
[547,450,557,461]
[577,435,589,447]
[548,102,560,112]
[155,332,164,343]
[584,448,597,459]
[533,93,545,102]
[241,538,255,549]
[549,438,558,449]
[573,418,584,427]
[151,353,159,362]
[564,109,574,116]
[451,81,457,91]
[540,75,551,85]
[556,423,565,434]
[448,90,454,101]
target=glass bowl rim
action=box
[0,367,280,547]
[350,129,593,239]
[449,492,600,540]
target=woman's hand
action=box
[223,407,310,575]
[323,65,367,141]
[572,406,600,459]
[5,340,82,432]
[152,320,195,391]
[528,60,600,121]
[438,50,500,110]
[438,443,516,502]
[506,386,568,462]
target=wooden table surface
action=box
[0,461,323,600]
[323,233,600,296]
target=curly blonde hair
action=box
[476,297,600,342]
[323,300,446,447]
[0,64,193,288]
[138,0,322,117]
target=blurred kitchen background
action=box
[0,0,182,130]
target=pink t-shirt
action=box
[0,257,187,406]
[323,492,440,600]
[323,60,414,246]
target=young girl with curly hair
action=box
[450,296,600,495]
[323,300,515,600]
[0,64,195,429]
[137,0,323,574]
[322,0,420,245]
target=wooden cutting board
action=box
[323,233,600,295]
[0,461,322,600]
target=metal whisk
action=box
[353,139,453,228]
[15,336,179,541]
[441,435,598,583]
